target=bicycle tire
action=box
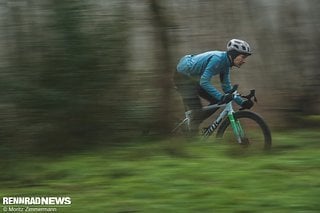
[216,111,272,150]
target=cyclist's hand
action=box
[240,99,253,110]
[220,93,233,104]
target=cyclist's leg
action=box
[197,85,219,119]
[174,73,203,134]
[197,85,219,105]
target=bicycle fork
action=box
[228,112,245,144]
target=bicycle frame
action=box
[173,91,246,144]
[203,101,244,143]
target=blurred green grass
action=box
[1,130,320,212]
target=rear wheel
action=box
[216,111,272,150]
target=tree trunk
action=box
[149,0,174,134]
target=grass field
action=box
[1,130,320,212]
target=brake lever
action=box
[253,95,258,103]
[251,89,258,103]
[241,89,258,103]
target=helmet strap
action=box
[227,50,239,67]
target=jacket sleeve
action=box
[221,70,244,106]
[199,56,224,101]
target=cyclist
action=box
[174,39,254,134]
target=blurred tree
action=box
[148,0,175,134]
[0,1,129,152]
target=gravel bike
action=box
[172,85,272,150]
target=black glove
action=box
[220,93,233,104]
[240,99,254,110]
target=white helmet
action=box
[227,39,252,55]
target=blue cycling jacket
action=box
[176,51,243,105]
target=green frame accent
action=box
[228,113,245,143]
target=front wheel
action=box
[216,111,272,150]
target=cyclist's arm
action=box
[221,70,232,93]
[221,70,244,105]
[199,57,224,100]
